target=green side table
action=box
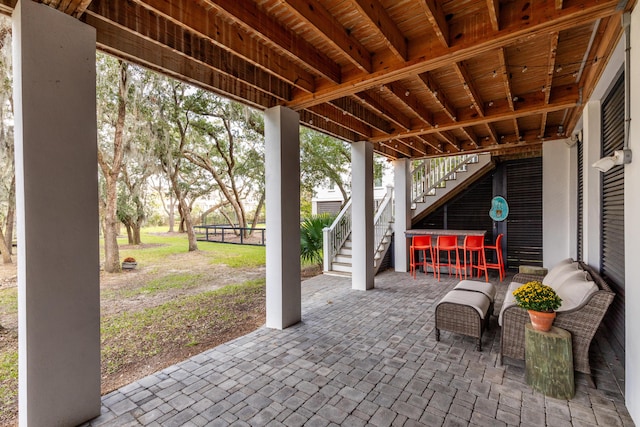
[525,324,575,399]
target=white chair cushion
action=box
[438,290,491,319]
[543,261,581,290]
[454,280,497,303]
[555,271,598,312]
[498,281,522,326]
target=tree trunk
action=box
[124,221,133,244]
[132,223,142,245]
[98,61,128,273]
[249,192,265,237]
[171,176,198,251]
[168,204,175,232]
[4,175,15,255]
[0,226,11,264]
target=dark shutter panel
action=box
[505,158,543,269]
[601,74,625,352]
[577,138,583,261]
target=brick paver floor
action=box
[84,270,635,426]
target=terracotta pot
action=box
[527,310,556,332]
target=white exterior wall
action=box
[625,7,640,423]
[542,18,640,423]
[13,1,101,425]
[543,140,572,267]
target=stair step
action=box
[339,248,353,256]
[332,262,352,273]
[334,254,352,264]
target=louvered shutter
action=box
[601,74,625,351]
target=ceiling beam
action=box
[370,84,580,142]
[122,0,315,93]
[352,0,408,61]
[486,0,499,31]
[541,32,560,138]
[396,137,428,156]
[384,81,433,126]
[86,1,293,101]
[453,61,485,116]
[438,131,461,152]
[306,104,373,139]
[202,0,341,83]
[330,97,395,134]
[485,123,499,144]
[497,48,515,111]
[287,0,621,109]
[86,14,279,110]
[356,90,412,130]
[300,110,362,142]
[417,135,444,153]
[421,0,449,47]
[461,126,479,147]
[281,0,372,73]
[418,72,456,121]
[381,140,413,157]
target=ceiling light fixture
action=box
[492,70,497,78]
[522,65,528,73]
[592,149,632,172]
[556,65,563,73]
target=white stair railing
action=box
[323,199,352,272]
[411,154,479,204]
[374,186,394,254]
[323,186,395,272]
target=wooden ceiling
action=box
[1,0,635,159]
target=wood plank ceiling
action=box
[1,0,635,159]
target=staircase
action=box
[411,153,494,222]
[322,153,493,276]
[323,187,394,276]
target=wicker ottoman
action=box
[435,285,493,351]
[453,279,497,315]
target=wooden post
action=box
[525,324,575,399]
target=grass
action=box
[0,288,17,315]
[118,272,204,298]
[111,227,266,269]
[101,278,265,375]
[0,348,18,410]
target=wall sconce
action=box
[591,149,632,173]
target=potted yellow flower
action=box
[512,280,562,331]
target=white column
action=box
[351,141,374,290]
[582,100,602,268]
[264,106,301,329]
[393,158,411,272]
[13,1,100,425]
[542,140,571,267]
[625,8,640,423]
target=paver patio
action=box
[84,270,634,426]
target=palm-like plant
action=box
[300,213,335,265]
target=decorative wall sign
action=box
[489,196,509,221]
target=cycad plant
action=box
[300,213,335,265]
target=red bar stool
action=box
[485,233,505,281]
[435,235,461,281]
[409,235,435,279]
[461,235,488,281]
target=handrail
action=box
[323,199,352,271]
[374,186,394,253]
[411,154,479,204]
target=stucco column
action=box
[351,141,374,290]
[13,1,100,425]
[264,106,301,329]
[582,100,602,268]
[625,8,640,423]
[393,158,411,272]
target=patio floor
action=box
[84,270,634,427]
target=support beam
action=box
[351,141,374,291]
[13,2,100,425]
[353,0,408,61]
[265,106,301,329]
[394,159,411,272]
[421,0,449,47]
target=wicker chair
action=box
[500,262,614,388]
